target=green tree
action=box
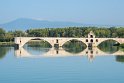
[0,28,6,42]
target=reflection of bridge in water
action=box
[15,47,124,61]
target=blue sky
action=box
[0,0,124,25]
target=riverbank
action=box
[0,42,15,47]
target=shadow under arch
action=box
[97,39,119,54]
[62,39,87,54]
[23,38,52,48]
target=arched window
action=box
[90,35,93,38]
[56,50,59,54]
[90,39,93,42]
[86,39,88,42]
[56,39,58,43]
[96,39,98,42]
[91,51,93,54]
[20,51,21,54]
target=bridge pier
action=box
[54,44,59,48]
[14,44,19,50]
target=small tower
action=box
[86,31,96,47]
[88,31,95,38]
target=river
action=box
[0,40,124,83]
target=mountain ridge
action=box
[0,18,123,31]
[0,18,86,31]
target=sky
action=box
[0,0,124,25]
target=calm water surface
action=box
[0,43,124,83]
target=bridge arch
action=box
[62,39,87,47]
[24,38,52,47]
[16,37,54,48]
[96,38,121,46]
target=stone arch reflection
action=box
[24,47,50,56]
[62,39,87,54]
[14,46,124,63]
[15,47,74,58]
[98,40,119,54]
[23,39,52,55]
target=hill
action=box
[0,18,86,31]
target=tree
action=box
[13,30,26,37]
[0,28,6,42]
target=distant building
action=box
[88,31,95,38]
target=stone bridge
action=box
[15,31,124,48]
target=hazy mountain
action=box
[0,18,87,31]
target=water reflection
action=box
[0,46,124,63]
[62,39,86,53]
[14,46,124,62]
[1,40,124,63]
[0,47,12,59]
[116,56,124,63]
[24,44,50,55]
[98,40,119,53]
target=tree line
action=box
[0,27,124,42]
